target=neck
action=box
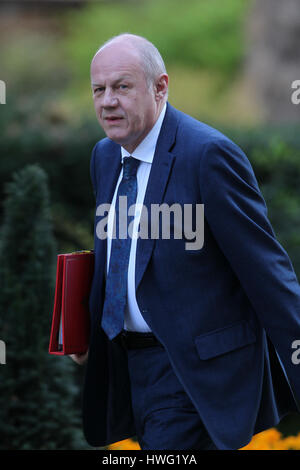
[123,101,166,154]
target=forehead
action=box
[91,43,145,82]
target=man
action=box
[72,33,300,450]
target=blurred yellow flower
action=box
[108,438,141,450]
[108,428,300,450]
[240,428,300,450]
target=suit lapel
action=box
[97,143,122,278]
[135,104,179,290]
[99,143,122,208]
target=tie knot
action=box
[122,156,140,179]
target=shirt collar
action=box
[121,103,167,164]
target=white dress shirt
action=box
[106,104,167,332]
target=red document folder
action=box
[49,250,94,355]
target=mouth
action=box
[104,116,124,125]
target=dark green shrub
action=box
[0,164,87,449]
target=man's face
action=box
[91,44,161,153]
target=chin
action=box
[106,131,125,142]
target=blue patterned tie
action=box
[101,156,140,340]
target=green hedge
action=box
[0,98,105,253]
[64,0,247,83]
[0,164,87,449]
[225,125,300,275]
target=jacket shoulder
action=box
[175,108,233,149]
[168,106,241,165]
[93,137,120,159]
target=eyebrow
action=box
[91,75,133,87]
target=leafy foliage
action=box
[0,165,87,449]
[225,125,300,273]
[64,0,248,81]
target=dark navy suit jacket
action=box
[83,103,300,450]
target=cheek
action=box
[124,108,141,130]
[93,99,102,116]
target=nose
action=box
[102,88,118,108]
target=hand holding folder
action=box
[49,250,94,355]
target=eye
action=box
[93,87,104,94]
[119,84,128,90]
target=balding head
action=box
[93,33,167,91]
[90,34,168,153]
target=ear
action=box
[154,73,169,102]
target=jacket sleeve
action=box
[200,138,300,400]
